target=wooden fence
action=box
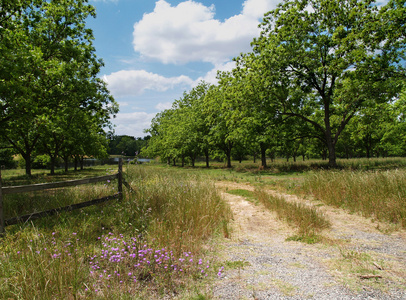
[0,158,124,234]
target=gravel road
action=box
[211,182,406,300]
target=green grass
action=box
[0,165,231,299]
[226,189,258,204]
[224,260,251,269]
[1,157,405,298]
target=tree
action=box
[232,53,284,168]
[204,76,238,168]
[1,0,117,175]
[0,0,35,126]
[144,109,177,164]
[252,0,405,167]
[175,81,212,167]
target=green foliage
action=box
[0,0,118,176]
[144,82,213,167]
[251,0,405,166]
[108,135,149,156]
[143,0,406,168]
[0,148,16,169]
[31,154,51,169]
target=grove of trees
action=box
[0,0,118,175]
[143,0,406,168]
[107,134,150,157]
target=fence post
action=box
[118,158,123,200]
[0,169,5,234]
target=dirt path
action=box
[212,182,406,300]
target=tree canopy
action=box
[0,0,118,175]
[143,0,405,167]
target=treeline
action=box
[0,0,118,175]
[107,135,150,156]
[142,0,406,168]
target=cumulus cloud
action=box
[242,0,278,18]
[155,102,173,111]
[112,112,156,137]
[104,70,193,97]
[132,0,276,65]
[193,61,237,85]
[91,0,119,3]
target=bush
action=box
[0,148,17,169]
[32,154,51,169]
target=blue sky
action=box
[86,0,281,137]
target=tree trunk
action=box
[260,143,267,168]
[74,156,78,171]
[204,149,210,168]
[64,157,69,172]
[326,139,337,167]
[324,105,337,167]
[24,153,32,177]
[50,156,56,175]
[365,134,371,158]
[225,142,232,168]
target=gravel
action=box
[211,185,406,300]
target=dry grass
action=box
[300,169,406,228]
[255,188,331,240]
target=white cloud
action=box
[112,112,156,137]
[194,61,236,85]
[91,0,119,3]
[155,102,173,111]
[104,70,193,97]
[242,0,278,18]
[132,0,274,65]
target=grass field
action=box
[0,157,405,298]
[0,164,231,299]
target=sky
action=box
[86,0,280,138]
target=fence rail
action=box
[0,158,123,233]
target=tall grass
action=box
[0,165,231,299]
[300,169,406,228]
[124,165,232,255]
[255,189,331,240]
[2,182,116,219]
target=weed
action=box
[224,260,251,269]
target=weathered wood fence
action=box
[0,158,124,234]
